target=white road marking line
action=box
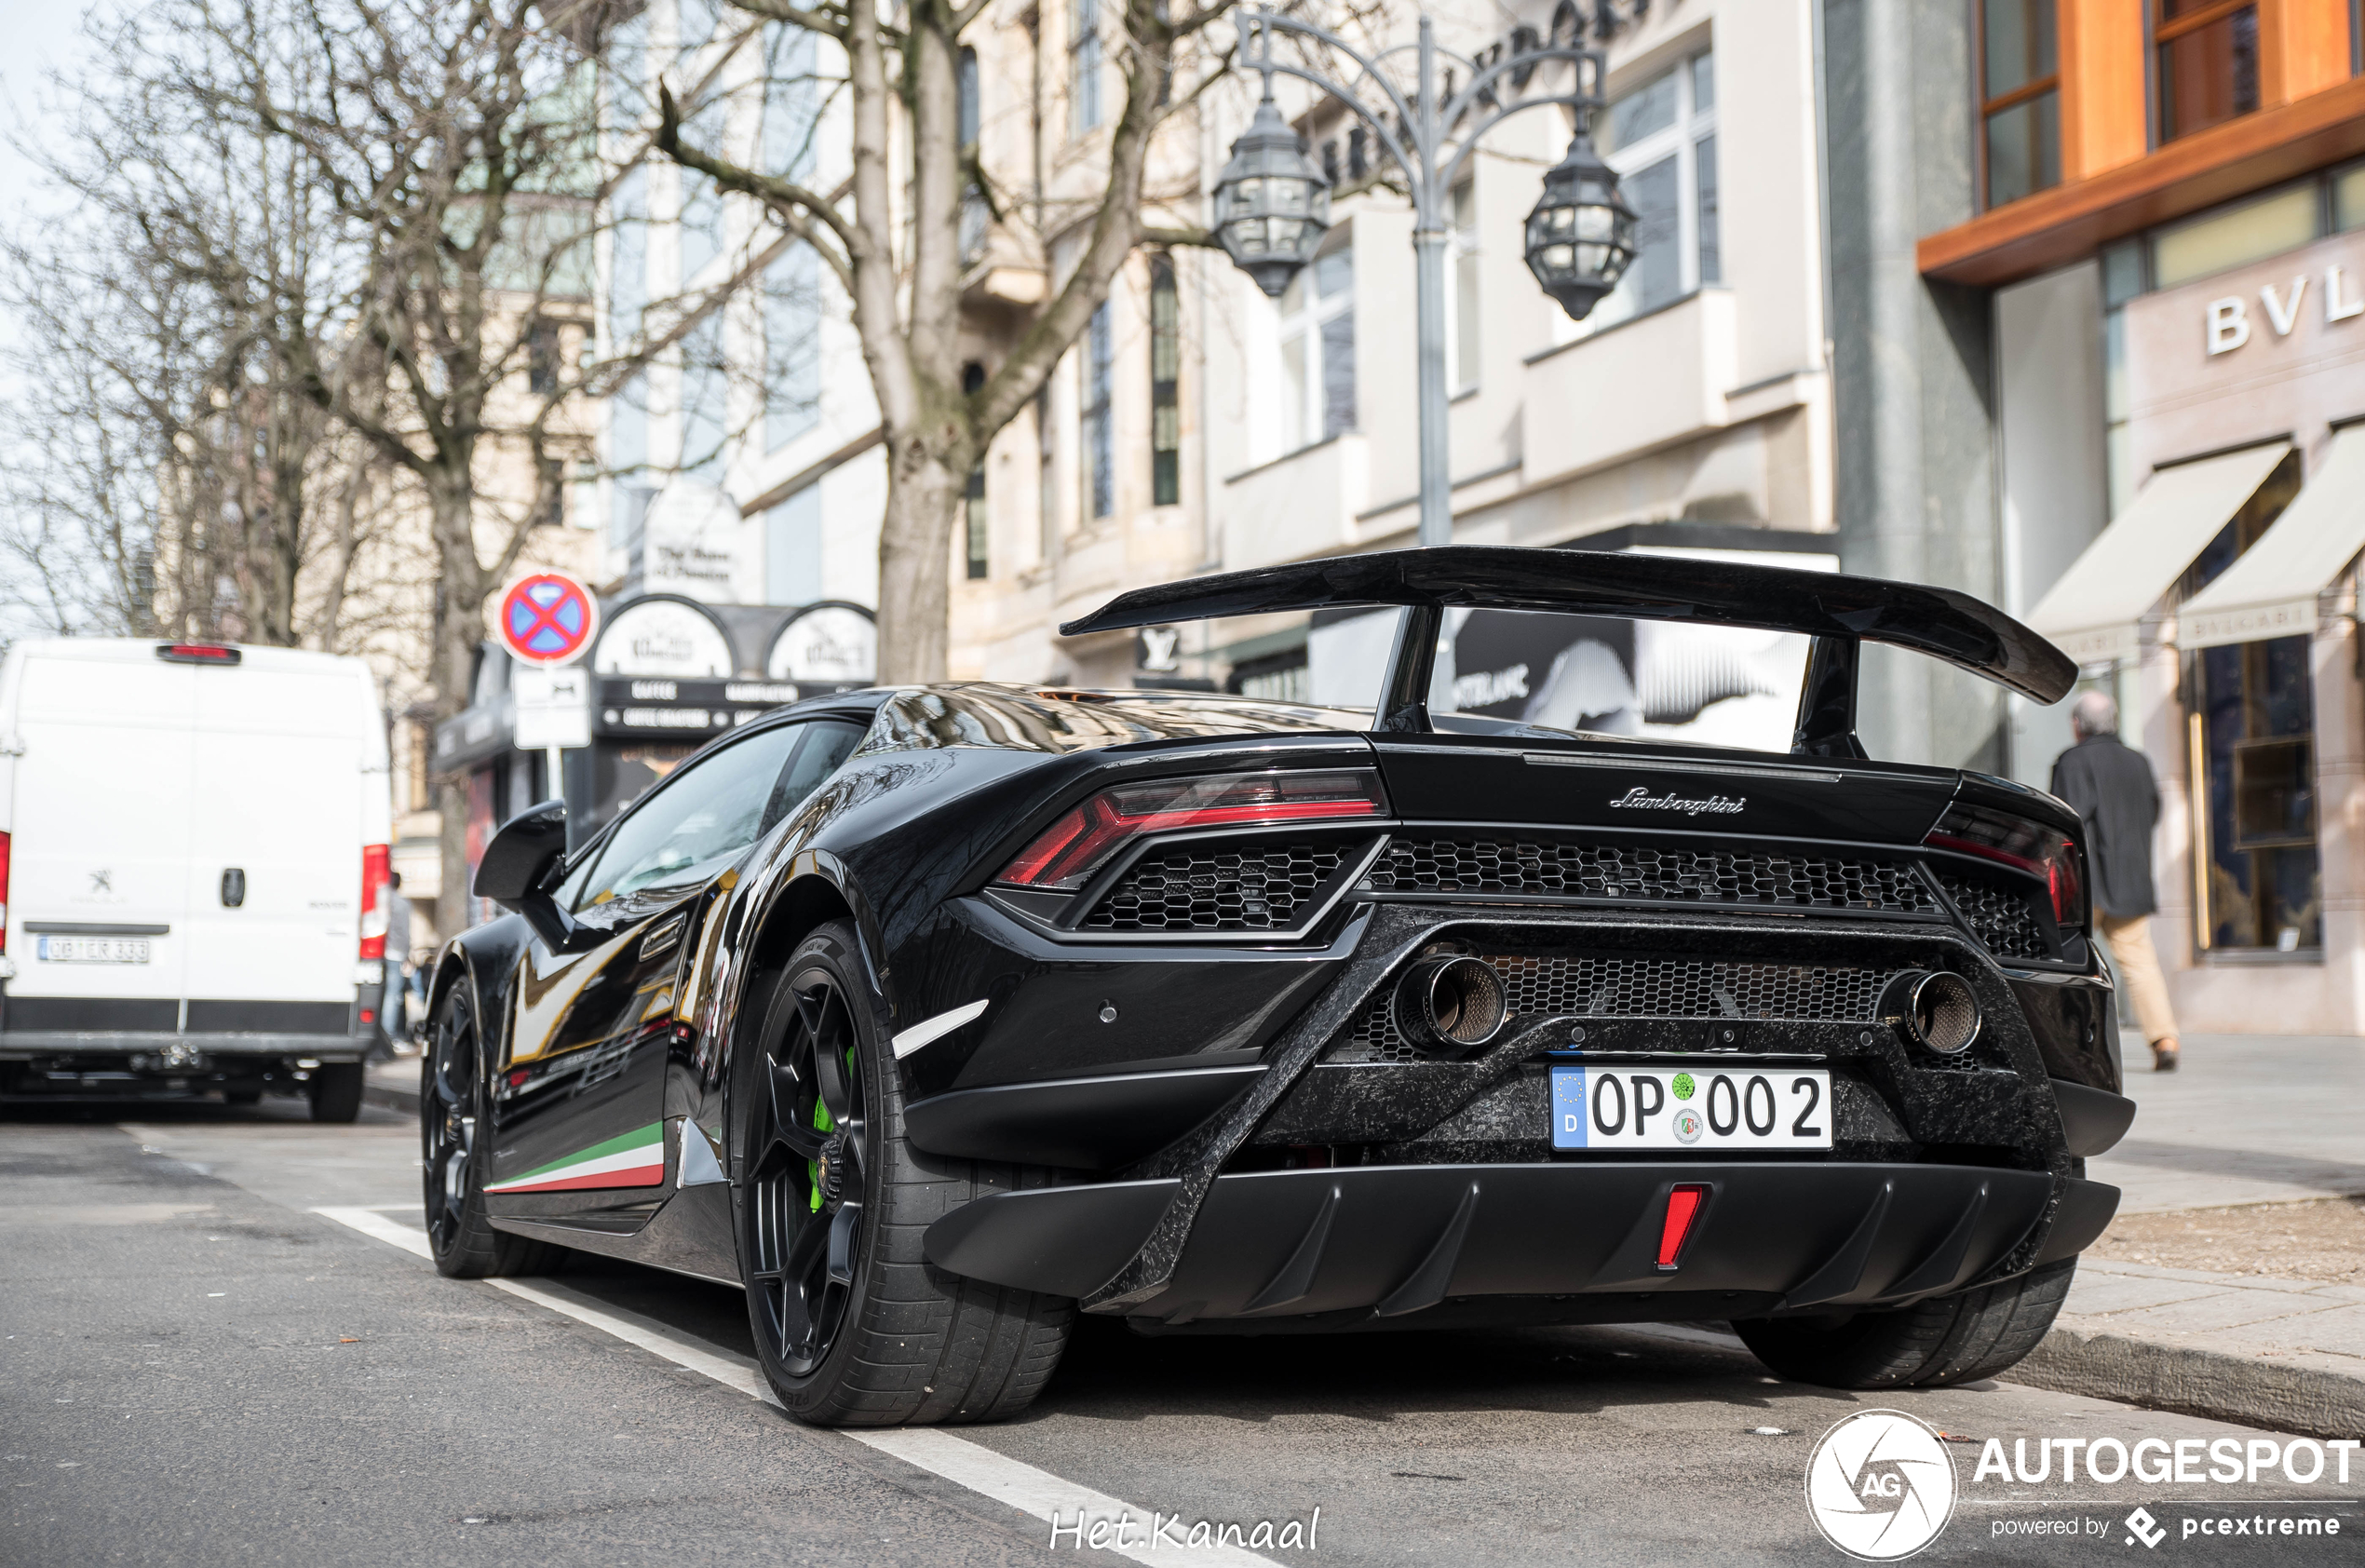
[309,1207,1279,1567]
[890,997,989,1060]
[313,1206,432,1259]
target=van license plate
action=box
[1549,1066,1832,1150]
[36,937,152,965]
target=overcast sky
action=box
[0,0,108,303]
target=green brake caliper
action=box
[807,1043,856,1212]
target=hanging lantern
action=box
[1522,127,1636,321]
[1211,92,1333,298]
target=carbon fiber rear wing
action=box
[1058,546,2075,758]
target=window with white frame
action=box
[1589,48,1717,331]
[1277,239,1354,453]
[1070,0,1102,134]
[1449,181,1480,392]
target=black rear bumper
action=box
[923,1160,2118,1325]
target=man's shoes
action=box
[2150,1038,2180,1073]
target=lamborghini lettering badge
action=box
[1607,786,1746,816]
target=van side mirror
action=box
[472,799,585,952]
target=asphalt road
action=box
[6,1098,2360,1567]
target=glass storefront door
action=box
[2182,453,2319,951]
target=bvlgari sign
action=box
[2124,229,2365,484]
[2203,264,2365,354]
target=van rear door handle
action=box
[221,869,246,908]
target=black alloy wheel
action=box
[735,921,1074,1426]
[743,962,868,1379]
[421,985,559,1278]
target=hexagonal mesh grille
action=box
[1934,872,2051,961]
[1082,841,1350,932]
[1341,953,1894,1062]
[1368,837,1932,913]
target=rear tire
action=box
[421,986,563,1279]
[308,1062,364,1123]
[1732,1259,2075,1389]
[735,921,1073,1427]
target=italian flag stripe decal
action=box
[485,1122,667,1194]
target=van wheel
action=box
[309,1062,364,1123]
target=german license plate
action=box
[35,937,152,965]
[1550,1065,1832,1151]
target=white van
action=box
[0,640,393,1120]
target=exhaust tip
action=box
[1393,955,1508,1056]
[1887,970,1981,1055]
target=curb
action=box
[364,1064,419,1117]
[2007,1321,2365,1441]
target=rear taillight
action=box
[995,769,1386,890]
[359,844,390,960]
[1925,804,2086,931]
[0,830,11,954]
[155,642,242,665]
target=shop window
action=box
[764,23,820,182]
[963,361,989,577]
[2335,162,2365,231]
[1082,302,1114,519]
[1277,237,1354,452]
[765,243,821,452]
[1449,182,1480,392]
[2150,183,2318,288]
[1980,0,2061,208]
[2183,453,2317,952]
[2155,1,2260,144]
[682,314,726,482]
[1149,256,1181,507]
[1229,651,1311,704]
[1070,0,1102,135]
[1590,47,1717,331]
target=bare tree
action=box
[657,0,1239,683]
[180,0,674,933]
[0,5,405,654]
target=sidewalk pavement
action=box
[2010,1033,2365,1437]
[364,1028,2365,1434]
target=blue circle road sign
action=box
[498,574,599,666]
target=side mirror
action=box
[472,799,583,951]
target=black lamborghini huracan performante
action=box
[422,547,2132,1426]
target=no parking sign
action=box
[496,573,598,667]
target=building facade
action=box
[957,0,1838,736]
[1909,0,2365,1033]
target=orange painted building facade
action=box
[1917,2,2365,1034]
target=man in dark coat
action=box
[2051,691,2180,1071]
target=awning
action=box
[2178,426,2365,650]
[2026,440,2292,664]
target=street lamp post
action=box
[1214,10,1633,547]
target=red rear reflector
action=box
[0,829,12,955]
[359,1010,376,1025]
[1656,1183,1710,1271]
[155,643,242,665]
[997,769,1386,890]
